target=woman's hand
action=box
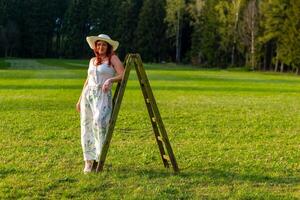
[76,101,81,112]
[102,79,112,93]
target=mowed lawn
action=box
[0,58,299,199]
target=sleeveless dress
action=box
[80,59,115,161]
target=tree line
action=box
[0,0,299,73]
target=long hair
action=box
[93,40,115,66]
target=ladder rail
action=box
[133,58,170,168]
[96,54,179,173]
[133,55,179,172]
[96,56,133,172]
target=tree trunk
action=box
[56,32,61,57]
[274,58,279,72]
[9,47,13,57]
[245,53,249,67]
[231,43,235,66]
[280,62,284,72]
[268,42,274,71]
[5,47,8,57]
[251,33,255,69]
[263,44,267,71]
[296,67,300,75]
[231,12,239,66]
[175,8,181,63]
[250,0,256,70]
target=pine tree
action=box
[259,0,289,72]
[19,0,62,57]
[136,0,167,62]
[0,0,6,25]
[279,0,300,74]
[189,0,223,67]
[0,0,22,57]
[0,0,7,56]
[62,0,90,58]
[89,0,121,38]
[115,0,143,59]
[52,0,69,57]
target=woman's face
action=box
[95,40,108,55]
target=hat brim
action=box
[86,36,119,51]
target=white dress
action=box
[80,60,115,161]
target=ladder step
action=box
[162,155,170,161]
[157,136,163,142]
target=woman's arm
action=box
[76,77,88,112]
[102,55,125,92]
[77,77,88,103]
[110,54,125,82]
[76,58,94,112]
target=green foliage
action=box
[136,0,167,62]
[89,0,121,37]
[165,0,185,38]
[62,0,90,58]
[215,0,245,66]
[0,58,10,69]
[115,0,143,59]
[259,0,300,71]
[259,0,288,44]
[0,0,300,72]
[0,58,300,198]
[165,0,188,63]
[0,0,6,25]
[0,0,22,57]
[190,0,225,67]
[279,0,300,69]
[215,1,235,51]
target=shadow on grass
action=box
[110,167,299,186]
[42,177,79,193]
[0,167,30,179]
[0,85,300,93]
[0,85,81,90]
[141,73,300,84]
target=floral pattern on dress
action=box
[80,62,115,161]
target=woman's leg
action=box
[80,92,97,162]
[93,91,112,161]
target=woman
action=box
[76,34,124,173]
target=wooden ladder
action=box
[96,54,179,173]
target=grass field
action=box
[0,58,299,199]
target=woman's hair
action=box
[93,40,115,66]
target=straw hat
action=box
[86,34,119,51]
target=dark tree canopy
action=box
[0,0,299,73]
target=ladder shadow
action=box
[111,167,299,186]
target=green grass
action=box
[0,58,299,199]
[0,59,10,69]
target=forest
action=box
[0,0,300,73]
